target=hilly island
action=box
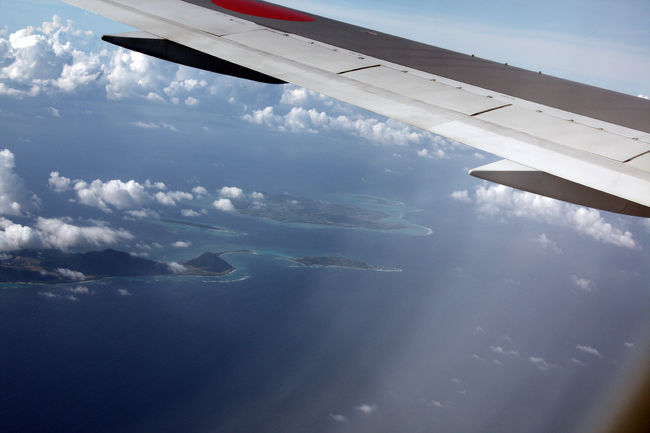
[0,249,234,284]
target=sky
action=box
[0,0,649,432]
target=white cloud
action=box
[125,208,159,219]
[576,344,603,358]
[35,217,133,250]
[67,285,90,294]
[167,261,187,273]
[48,171,72,192]
[450,189,471,203]
[155,190,193,206]
[218,186,244,199]
[56,268,85,281]
[0,149,39,216]
[38,291,78,301]
[181,209,200,217]
[250,191,264,200]
[460,184,637,248]
[571,358,585,366]
[329,413,347,423]
[571,275,595,292]
[213,198,235,212]
[47,106,61,118]
[117,288,132,296]
[416,147,445,159]
[529,356,554,372]
[243,105,452,149]
[131,121,178,132]
[355,404,377,414]
[185,96,199,106]
[624,342,635,348]
[172,241,191,248]
[74,179,149,212]
[192,186,207,196]
[490,345,520,358]
[537,233,562,253]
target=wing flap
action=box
[470,159,650,217]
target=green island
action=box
[292,256,375,270]
[0,249,234,284]
[237,194,405,230]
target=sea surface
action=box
[1,194,648,433]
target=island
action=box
[0,249,234,284]
[236,194,405,230]
[292,256,374,270]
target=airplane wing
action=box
[63,0,650,217]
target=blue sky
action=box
[1,1,649,432]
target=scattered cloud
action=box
[48,171,72,192]
[125,208,159,219]
[213,198,235,212]
[571,358,585,366]
[329,413,347,423]
[181,209,200,217]
[172,241,191,248]
[529,356,554,372]
[117,288,132,296]
[576,344,603,358]
[624,342,635,348]
[131,121,178,132]
[571,275,595,292]
[450,189,471,203]
[537,233,562,253]
[154,190,193,206]
[47,106,61,118]
[167,261,186,273]
[0,216,133,251]
[56,268,85,281]
[192,186,207,196]
[458,184,637,249]
[67,285,90,294]
[38,291,78,301]
[0,149,40,216]
[490,345,520,358]
[218,186,244,199]
[355,404,377,415]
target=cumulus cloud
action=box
[48,171,72,192]
[155,190,192,206]
[218,186,244,199]
[51,172,196,212]
[329,413,347,423]
[529,356,554,372]
[243,105,452,149]
[576,344,603,358]
[250,191,264,200]
[125,208,159,219]
[571,275,595,292]
[172,241,191,248]
[490,345,520,358]
[355,404,377,414]
[131,121,178,132]
[56,268,85,281]
[67,285,90,294]
[213,198,235,212]
[192,186,207,196]
[450,189,471,203]
[537,233,562,254]
[181,209,200,217]
[167,261,187,273]
[459,184,637,248]
[0,149,39,216]
[0,216,133,252]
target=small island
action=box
[292,256,374,270]
[237,194,405,231]
[0,249,235,284]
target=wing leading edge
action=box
[63,0,650,216]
